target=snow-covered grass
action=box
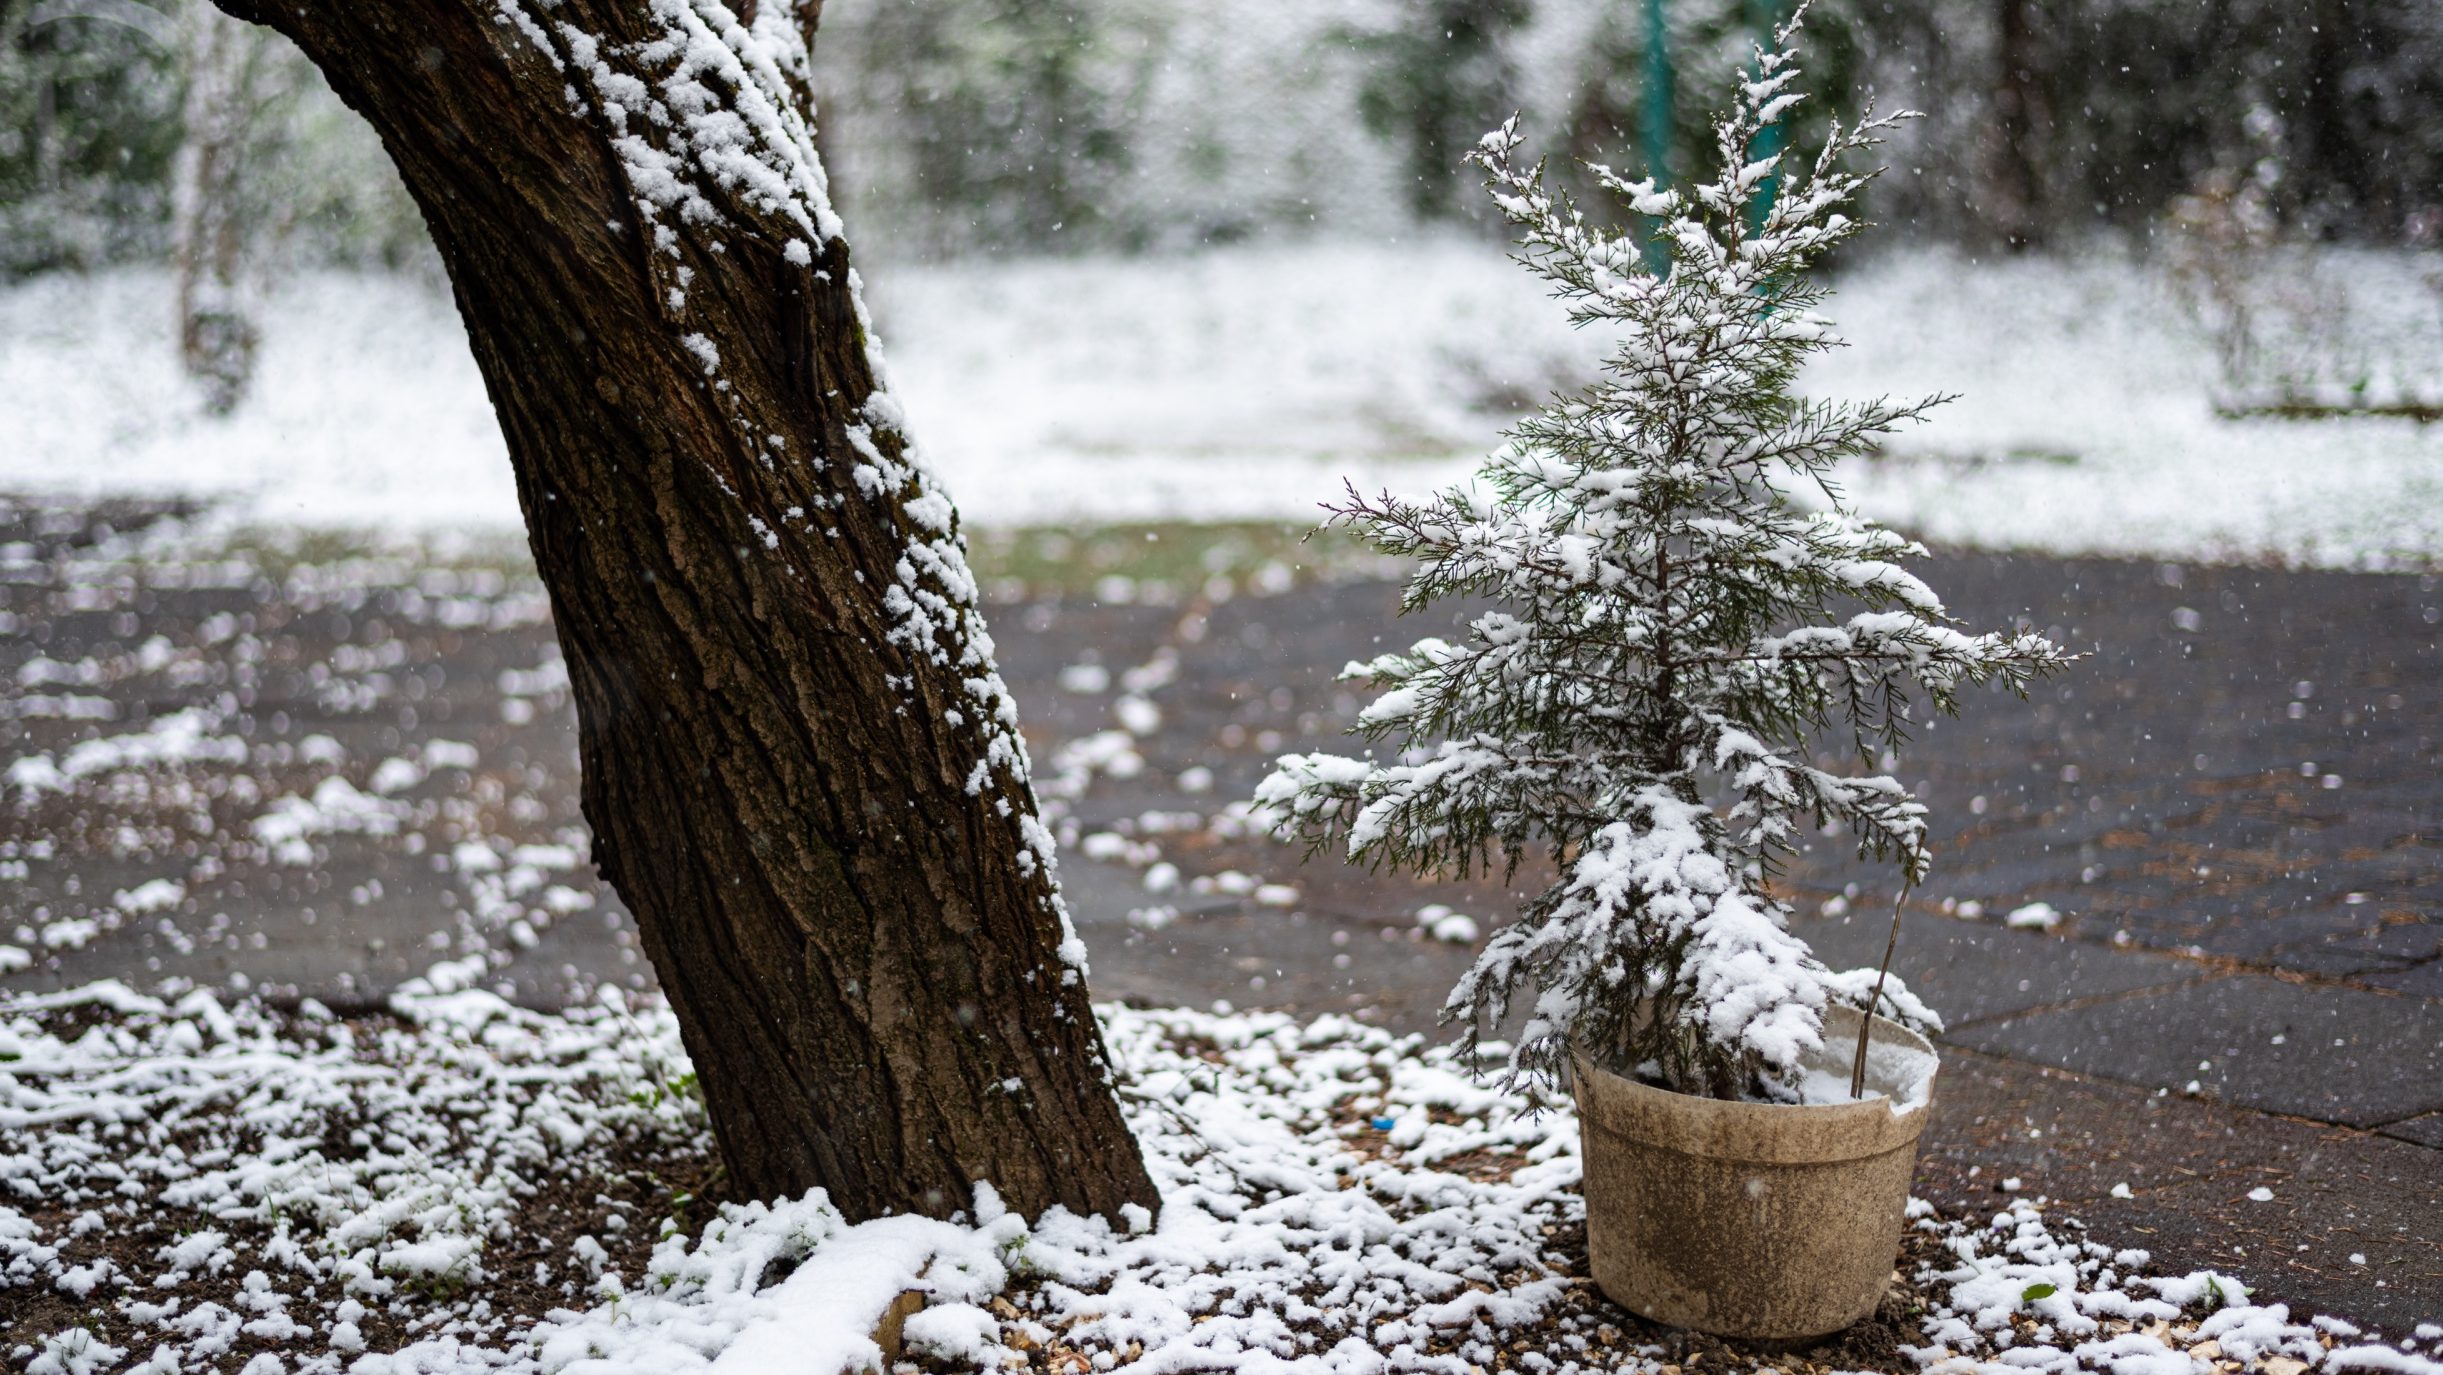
[6,973,2440,1375]
[1817,248,2443,572]
[0,246,1537,537]
[0,269,512,535]
[4,240,2438,568]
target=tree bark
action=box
[208,0,1157,1224]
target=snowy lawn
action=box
[3,242,2440,567]
[6,972,2442,1375]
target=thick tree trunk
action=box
[209,0,1157,1223]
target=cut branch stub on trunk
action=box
[207,0,1156,1223]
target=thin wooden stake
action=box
[1852,879,1914,1100]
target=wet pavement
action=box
[2,498,2437,1328]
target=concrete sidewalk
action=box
[2,499,2435,1329]
[1034,555,2442,1329]
[1032,556,2443,1131]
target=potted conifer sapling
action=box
[1253,15,2075,1343]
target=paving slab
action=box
[1920,1048,2443,1334]
[2367,962,2443,999]
[1947,976,2443,1128]
[2266,944,2425,979]
[4,498,2439,1328]
[1788,907,2200,1025]
[2381,1113,2443,1150]
[1765,555,2443,991]
[1058,851,1479,1032]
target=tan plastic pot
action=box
[1571,1005,1936,1343]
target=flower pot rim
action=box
[1570,1005,1936,1165]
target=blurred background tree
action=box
[2,0,422,282]
[1344,0,1531,225]
[2,0,425,411]
[819,0,1159,253]
[1,0,2437,276]
[0,0,183,275]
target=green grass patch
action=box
[12,491,1410,600]
[963,519,1398,599]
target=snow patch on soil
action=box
[4,979,2432,1375]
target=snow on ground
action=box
[0,246,1535,536]
[0,269,514,534]
[1816,248,2443,572]
[5,973,2440,1375]
[2,241,2439,567]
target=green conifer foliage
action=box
[1255,12,2074,1102]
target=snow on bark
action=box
[1253,13,2076,1101]
[487,0,1079,961]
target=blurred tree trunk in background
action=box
[202,0,1159,1224]
[2296,0,2371,229]
[1984,0,2046,251]
[172,2,263,414]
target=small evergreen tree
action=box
[1254,11,2074,1103]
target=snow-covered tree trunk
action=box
[206,0,1157,1222]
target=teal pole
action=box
[1641,0,1675,186]
[1640,0,1675,270]
[1746,0,1784,231]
